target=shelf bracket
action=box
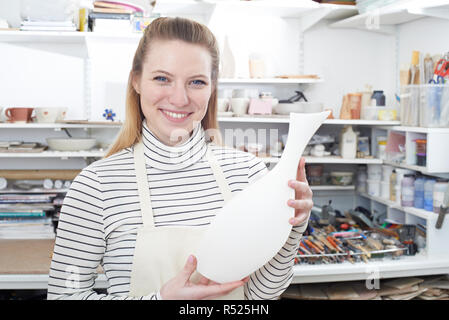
[300,7,333,32]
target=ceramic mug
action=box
[56,107,68,121]
[34,108,59,123]
[4,107,34,123]
[231,98,250,115]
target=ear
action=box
[131,72,141,95]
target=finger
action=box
[180,255,197,284]
[288,180,312,198]
[193,280,245,300]
[289,212,310,226]
[287,199,313,212]
[296,157,307,183]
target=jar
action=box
[433,180,449,213]
[401,174,415,207]
[413,177,425,209]
[415,139,427,166]
[390,170,397,202]
[371,90,386,106]
[424,179,436,212]
[377,140,387,160]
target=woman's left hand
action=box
[287,157,313,227]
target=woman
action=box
[47,17,313,300]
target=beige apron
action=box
[128,141,244,299]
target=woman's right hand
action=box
[159,255,248,300]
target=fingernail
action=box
[188,255,194,263]
[288,199,295,206]
[290,218,298,225]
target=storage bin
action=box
[361,106,382,120]
[367,179,381,197]
[419,84,449,128]
[382,165,394,182]
[330,172,354,186]
[401,84,449,128]
[380,181,390,199]
[400,85,420,126]
[367,164,382,180]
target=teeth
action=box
[162,110,189,119]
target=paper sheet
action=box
[195,111,330,283]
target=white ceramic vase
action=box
[196,111,330,283]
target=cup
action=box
[56,107,68,121]
[34,108,59,123]
[4,107,34,123]
[217,98,230,112]
[231,98,250,115]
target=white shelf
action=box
[0,150,106,158]
[0,122,122,129]
[304,156,382,164]
[379,126,449,134]
[311,185,355,191]
[218,115,290,123]
[263,156,382,164]
[0,30,142,43]
[0,189,69,194]
[330,0,449,34]
[218,116,401,125]
[292,253,449,284]
[218,78,323,84]
[358,192,437,221]
[325,119,401,126]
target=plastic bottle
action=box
[424,179,436,212]
[390,170,397,202]
[401,174,415,207]
[413,177,425,209]
[340,126,357,159]
[433,180,449,213]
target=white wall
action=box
[398,16,449,74]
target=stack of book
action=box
[89,1,144,33]
[20,20,76,32]
[0,194,56,239]
[0,210,55,239]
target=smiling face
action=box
[132,39,213,146]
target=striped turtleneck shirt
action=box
[47,121,307,300]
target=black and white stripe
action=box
[47,122,306,300]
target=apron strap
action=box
[134,140,155,228]
[205,145,233,203]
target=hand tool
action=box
[435,184,449,229]
[327,235,344,253]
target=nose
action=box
[168,82,189,107]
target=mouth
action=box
[159,109,193,123]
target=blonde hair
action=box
[106,17,221,158]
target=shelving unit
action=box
[1,0,449,293]
[330,0,449,34]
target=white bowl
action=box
[273,102,323,115]
[46,138,96,151]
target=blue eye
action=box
[191,79,206,86]
[154,76,168,82]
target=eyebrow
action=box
[151,70,209,80]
